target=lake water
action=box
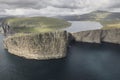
[63,21,103,32]
[0,34,120,80]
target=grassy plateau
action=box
[4,17,71,33]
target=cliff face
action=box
[71,30,102,43]
[4,31,68,60]
[72,29,120,44]
[3,29,120,60]
[101,29,120,44]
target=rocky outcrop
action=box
[3,28,120,60]
[71,30,102,43]
[101,29,120,44]
[4,31,68,60]
[72,29,120,44]
[0,23,14,36]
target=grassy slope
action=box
[88,11,110,21]
[79,11,120,29]
[5,17,71,33]
[94,13,120,29]
[100,20,120,29]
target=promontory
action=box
[2,17,120,60]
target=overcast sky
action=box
[0,0,120,16]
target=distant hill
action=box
[56,10,120,21]
[56,10,120,29]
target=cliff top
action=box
[4,17,71,33]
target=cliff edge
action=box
[4,31,68,60]
[3,28,120,60]
[72,28,120,44]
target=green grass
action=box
[100,20,120,29]
[13,27,57,33]
[79,11,120,29]
[4,17,71,33]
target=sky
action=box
[0,0,120,16]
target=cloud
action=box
[0,0,120,16]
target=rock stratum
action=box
[4,28,120,60]
[4,31,68,60]
[72,28,120,44]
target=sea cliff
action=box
[4,28,120,60]
[4,31,68,60]
[72,28,120,44]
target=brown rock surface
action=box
[4,31,68,60]
[4,29,120,60]
[71,30,102,43]
[72,29,120,44]
[101,29,120,44]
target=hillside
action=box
[56,10,120,29]
[82,11,120,29]
[3,17,71,33]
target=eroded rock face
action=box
[3,29,120,60]
[101,29,120,44]
[4,31,68,60]
[71,30,102,43]
[72,29,120,44]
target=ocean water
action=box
[0,34,120,80]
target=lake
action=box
[63,21,103,32]
[0,33,120,80]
